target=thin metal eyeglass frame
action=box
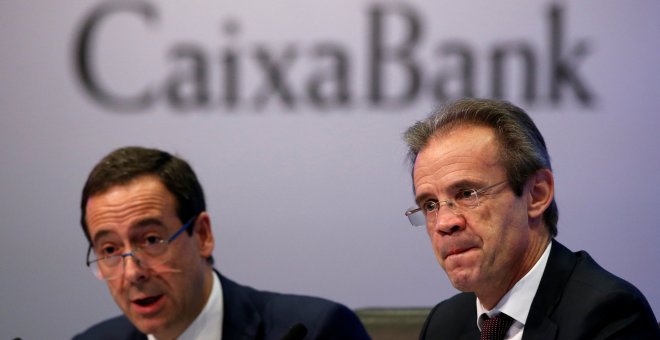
[404,180,507,227]
[85,213,200,272]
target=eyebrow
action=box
[414,179,486,206]
[446,179,484,192]
[414,190,434,206]
[91,217,167,245]
[133,217,165,229]
[92,229,114,245]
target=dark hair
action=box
[404,98,558,237]
[80,146,213,262]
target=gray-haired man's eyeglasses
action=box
[404,181,507,227]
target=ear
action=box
[193,211,215,259]
[527,168,554,223]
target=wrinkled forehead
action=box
[412,125,504,190]
[85,176,178,238]
[414,122,500,160]
[418,125,500,163]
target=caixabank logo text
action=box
[73,1,595,113]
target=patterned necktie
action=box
[480,313,514,340]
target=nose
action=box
[431,207,465,235]
[121,253,148,284]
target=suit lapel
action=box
[522,240,577,340]
[217,271,264,339]
[521,310,557,340]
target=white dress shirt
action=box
[476,242,552,340]
[148,272,224,340]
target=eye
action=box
[99,244,119,257]
[456,189,477,201]
[422,200,439,213]
[141,234,165,247]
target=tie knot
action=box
[480,313,514,340]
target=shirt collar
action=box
[148,271,224,340]
[476,241,551,330]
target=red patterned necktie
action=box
[480,313,514,340]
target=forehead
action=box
[85,176,177,238]
[413,125,504,190]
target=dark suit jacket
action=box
[73,272,370,340]
[419,240,660,340]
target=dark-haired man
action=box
[403,98,659,339]
[74,146,369,340]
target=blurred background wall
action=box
[1,1,658,338]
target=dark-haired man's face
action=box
[85,175,215,339]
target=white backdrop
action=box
[1,1,659,339]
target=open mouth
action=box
[133,295,163,307]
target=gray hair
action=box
[404,98,558,236]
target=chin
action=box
[131,317,169,337]
[448,271,479,292]
[126,307,164,327]
[449,278,468,291]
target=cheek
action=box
[426,229,447,268]
[106,280,121,294]
[107,281,128,308]
[152,259,185,275]
[426,225,434,238]
[172,237,199,263]
[482,203,530,254]
[473,199,517,233]
[426,226,440,247]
